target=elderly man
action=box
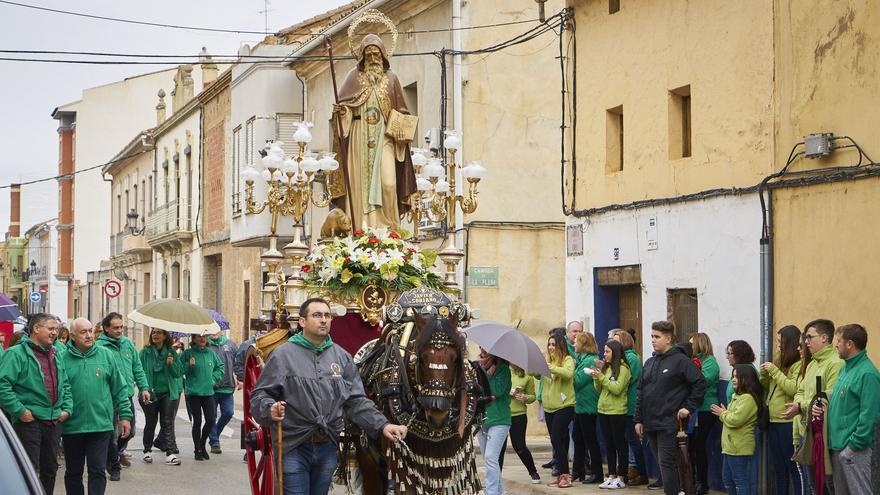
[61,318,132,495]
[0,313,73,494]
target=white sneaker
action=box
[599,477,614,489]
[164,454,180,466]
[142,453,152,463]
[608,478,627,489]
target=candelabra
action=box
[240,122,340,321]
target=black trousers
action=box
[647,430,681,495]
[186,395,215,452]
[544,406,574,475]
[141,392,179,454]
[507,414,538,475]
[575,413,604,478]
[13,420,60,494]
[598,413,629,476]
[688,410,717,488]
[63,431,112,495]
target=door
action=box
[618,284,643,356]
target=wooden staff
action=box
[276,419,283,495]
[324,35,357,228]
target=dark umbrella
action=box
[207,309,230,332]
[811,376,828,495]
[462,321,551,377]
[677,418,695,495]
[0,292,22,321]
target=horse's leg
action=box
[356,447,384,495]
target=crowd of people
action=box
[474,319,879,495]
[0,311,252,495]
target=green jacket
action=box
[182,346,224,397]
[623,349,642,416]
[483,363,511,428]
[61,343,132,434]
[139,345,184,399]
[719,392,758,456]
[0,336,73,422]
[763,360,802,423]
[697,354,720,412]
[541,355,575,413]
[573,353,600,415]
[96,334,150,397]
[792,344,843,444]
[595,363,631,415]
[827,350,880,452]
[509,369,536,417]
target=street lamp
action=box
[126,208,145,236]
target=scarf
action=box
[289,332,333,354]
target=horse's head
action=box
[411,316,465,428]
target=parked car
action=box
[0,412,43,494]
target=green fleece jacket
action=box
[483,363,512,428]
[827,350,880,452]
[595,363,631,415]
[541,355,575,413]
[61,343,132,434]
[623,349,642,416]
[792,344,843,444]
[182,346,224,397]
[719,392,758,456]
[697,354,720,412]
[763,360,802,423]
[139,345,184,398]
[510,369,536,417]
[96,334,150,398]
[0,336,73,422]
[573,353,600,415]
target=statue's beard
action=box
[363,62,385,86]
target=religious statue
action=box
[328,11,417,231]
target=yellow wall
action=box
[571,0,775,208]
[772,0,880,361]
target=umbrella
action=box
[462,321,551,377]
[207,309,230,331]
[811,375,828,495]
[128,298,221,335]
[0,292,22,321]
[677,418,695,495]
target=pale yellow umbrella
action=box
[127,298,221,335]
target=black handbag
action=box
[758,384,775,431]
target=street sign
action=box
[29,292,41,303]
[104,279,122,299]
[468,266,499,288]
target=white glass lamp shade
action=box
[318,152,339,171]
[265,141,285,170]
[261,169,272,182]
[423,158,445,179]
[461,160,487,180]
[272,170,285,182]
[281,157,298,175]
[434,180,450,193]
[416,177,433,192]
[443,130,462,151]
[293,123,313,144]
[241,165,259,182]
[300,152,320,174]
[411,148,428,167]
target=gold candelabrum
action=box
[240,123,340,323]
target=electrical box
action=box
[804,133,833,158]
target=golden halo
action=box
[348,9,398,58]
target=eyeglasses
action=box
[804,333,819,340]
[308,312,334,321]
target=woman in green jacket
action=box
[508,364,539,483]
[589,339,631,489]
[612,329,647,486]
[181,334,224,460]
[712,364,762,495]
[573,332,603,483]
[689,332,719,494]
[139,328,184,465]
[541,331,575,488]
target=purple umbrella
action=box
[463,321,551,377]
[207,309,230,332]
[0,292,22,321]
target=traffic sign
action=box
[104,279,122,299]
[29,292,41,303]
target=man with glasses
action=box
[782,318,844,493]
[250,297,408,495]
[0,313,73,494]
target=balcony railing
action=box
[145,200,191,241]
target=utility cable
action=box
[0,150,150,189]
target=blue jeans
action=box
[208,392,234,448]
[477,424,510,495]
[722,454,755,495]
[767,422,801,495]
[282,441,338,495]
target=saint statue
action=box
[329,33,417,231]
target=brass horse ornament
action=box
[339,287,485,495]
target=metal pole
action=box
[759,197,774,495]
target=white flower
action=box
[385,248,405,267]
[319,266,337,283]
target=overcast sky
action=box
[0,0,350,235]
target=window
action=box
[232,125,241,215]
[669,85,692,159]
[275,113,305,157]
[667,289,698,342]
[245,117,255,166]
[610,0,620,14]
[606,105,624,173]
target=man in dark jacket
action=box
[634,320,706,495]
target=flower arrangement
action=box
[301,227,444,300]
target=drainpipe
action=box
[452,0,465,290]
[758,188,774,494]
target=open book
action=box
[386,109,419,141]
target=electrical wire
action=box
[0,150,150,189]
